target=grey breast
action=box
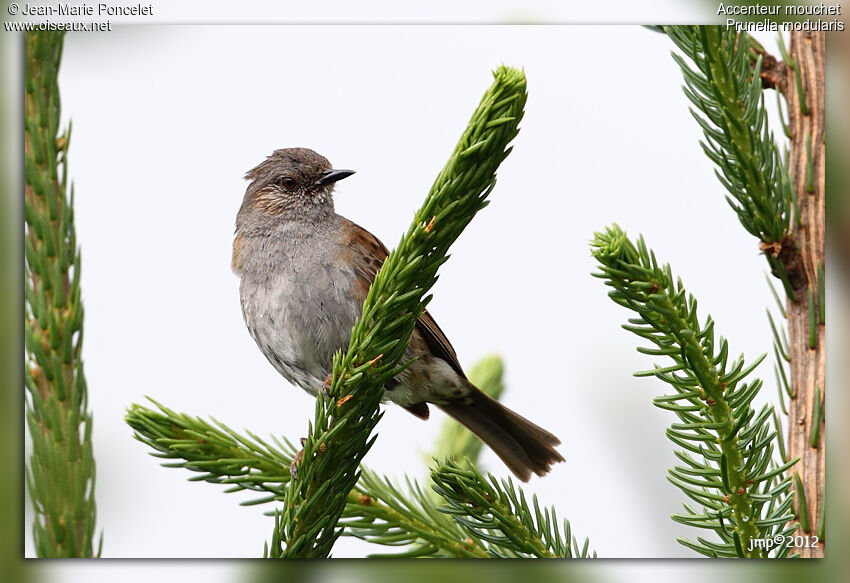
[239,217,362,395]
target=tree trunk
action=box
[782,30,825,559]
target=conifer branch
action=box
[126,401,475,557]
[127,400,296,504]
[24,31,100,558]
[127,400,592,558]
[591,225,796,557]
[431,459,593,558]
[274,65,527,558]
[342,467,490,558]
[663,26,797,298]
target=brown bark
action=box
[782,31,825,559]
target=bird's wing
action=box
[341,217,466,379]
[415,309,467,379]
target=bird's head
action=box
[238,148,354,228]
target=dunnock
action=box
[232,148,563,481]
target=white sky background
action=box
[24,23,786,565]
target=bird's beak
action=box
[315,168,355,187]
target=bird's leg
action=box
[290,437,307,479]
[322,373,333,396]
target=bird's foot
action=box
[289,437,307,480]
[322,373,333,396]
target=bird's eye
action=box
[279,177,297,190]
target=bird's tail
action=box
[437,387,564,481]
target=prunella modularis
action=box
[232,148,563,481]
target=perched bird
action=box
[232,148,563,481]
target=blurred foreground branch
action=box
[24,30,100,558]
